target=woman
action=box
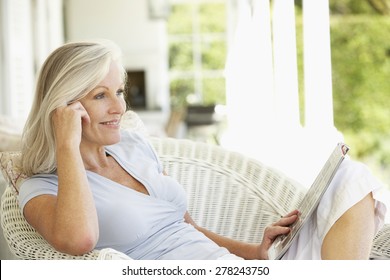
[19,39,386,259]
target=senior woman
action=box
[18,39,386,260]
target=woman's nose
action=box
[109,95,126,114]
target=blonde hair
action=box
[22,39,126,176]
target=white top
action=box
[18,130,232,259]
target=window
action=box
[167,0,228,109]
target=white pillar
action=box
[223,0,278,164]
[272,0,300,129]
[225,0,274,135]
[303,0,334,129]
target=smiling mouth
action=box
[100,120,120,126]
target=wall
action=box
[0,0,35,120]
[0,0,64,122]
[64,0,170,112]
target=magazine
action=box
[268,142,350,260]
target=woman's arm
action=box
[184,210,299,259]
[23,103,99,255]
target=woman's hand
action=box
[52,101,90,149]
[256,209,300,260]
[184,209,299,260]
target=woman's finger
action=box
[273,213,299,227]
[65,101,90,123]
[282,209,300,218]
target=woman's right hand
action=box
[24,101,99,255]
[52,101,90,148]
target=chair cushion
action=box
[0,151,25,195]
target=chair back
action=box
[150,136,306,242]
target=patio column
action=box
[225,0,274,135]
[303,0,334,130]
[272,0,300,129]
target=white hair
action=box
[22,39,126,176]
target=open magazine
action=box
[268,142,350,260]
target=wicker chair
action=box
[1,111,389,260]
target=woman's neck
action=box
[79,143,110,171]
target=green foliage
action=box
[169,42,193,70]
[167,4,192,34]
[202,78,226,105]
[170,78,194,108]
[330,15,390,167]
[199,3,226,33]
[329,0,376,15]
[168,2,227,108]
[201,40,226,70]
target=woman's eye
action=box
[117,89,125,96]
[94,93,105,100]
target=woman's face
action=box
[79,61,126,147]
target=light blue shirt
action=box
[18,130,230,259]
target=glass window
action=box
[167,0,228,108]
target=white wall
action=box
[0,0,64,122]
[0,0,35,120]
[64,0,169,111]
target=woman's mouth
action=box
[100,119,120,127]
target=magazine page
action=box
[268,143,349,260]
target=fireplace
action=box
[125,70,146,109]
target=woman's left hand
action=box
[256,209,300,259]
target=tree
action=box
[367,0,390,14]
[296,0,386,15]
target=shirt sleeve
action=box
[18,174,59,212]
